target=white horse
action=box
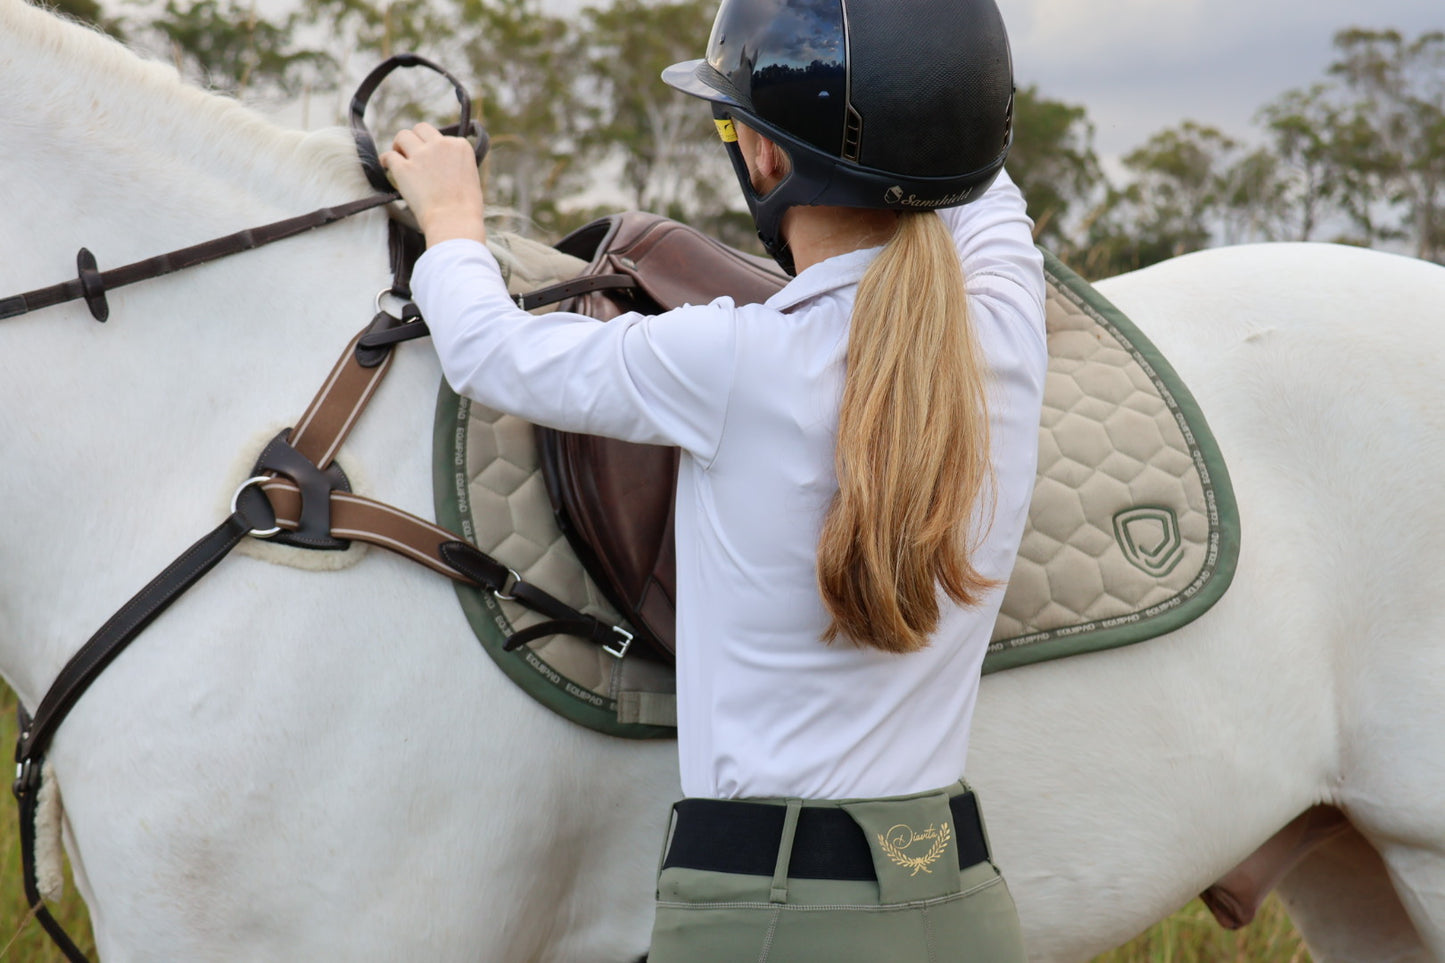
[2,4,1443,961]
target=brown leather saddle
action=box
[535,213,788,661]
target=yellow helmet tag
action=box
[714,117,738,143]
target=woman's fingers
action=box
[385,122,444,161]
[377,124,486,246]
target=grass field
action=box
[0,688,1311,960]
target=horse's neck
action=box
[0,1,398,703]
[1,0,370,255]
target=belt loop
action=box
[656,803,679,896]
[769,798,803,904]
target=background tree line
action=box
[50,0,1444,277]
[1016,28,1444,276]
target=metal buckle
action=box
[492,567,522,601]
[13,757,36,800]
[230,476,282,538]
[603,626,633,660]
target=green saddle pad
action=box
[432,239,1240,737]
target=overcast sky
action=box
[996,0,1442,161]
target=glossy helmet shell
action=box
[663,0,1014,272]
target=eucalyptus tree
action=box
[1257,84,1356,242]
[579,0,729,227]
[148,0,336,101]
[1328,28,1445,262]
[1006,85,1103,252]
[1074,121,1238,278]
[412,0,582,235]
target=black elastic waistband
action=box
[662,790,990,881]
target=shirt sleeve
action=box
[412,239,738,461]
[941,169,1047,349]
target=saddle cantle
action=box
[433,216,1240,737]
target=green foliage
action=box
[1327,28,1445,261]
[1075,121,1277,278]
[1008,85,1103,248]
[579,0,728,215]
[1257,84,1352,242]
[1057,27,1445,276]
[300,0,443,60]
[147,0,336,99]
[445,0,586,235]
[42,0,124,37]
[1091,897,1312,963]
[101,0,1445,270]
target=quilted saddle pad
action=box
[432,238,1240,737]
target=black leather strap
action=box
[515,273,638,311]
[10,489,276,963]
[355,306,429,366]
[75,248,108,322]
[0,194,395,322]
[15,491,273,768]
[663,792,991,881]
[14,745,88,962]
[438,541,634,657]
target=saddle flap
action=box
[537,214,787,660]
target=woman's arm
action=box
[940,169,1047,342]
[411,241,738,459]
[381,123,738,457]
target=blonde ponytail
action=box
[817,210,996,653]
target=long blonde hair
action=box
[816,210,996,653]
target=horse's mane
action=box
[1,0,368,209]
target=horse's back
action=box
[1096,242,1445,360]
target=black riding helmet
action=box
[663,0,1015,274]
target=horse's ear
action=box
[348,53,489,195]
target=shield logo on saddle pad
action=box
[1113,507,1185,577]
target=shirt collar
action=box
[764,245,884,312]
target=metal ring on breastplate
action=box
[230,476,283,538]
[374,287,410,320]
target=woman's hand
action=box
[380,122,487,247]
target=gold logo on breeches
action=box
[876,822,952,876]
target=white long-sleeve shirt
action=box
[413,172,1046,800]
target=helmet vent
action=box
[841,106,863,162]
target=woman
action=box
[382,0,1045,957]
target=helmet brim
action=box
[661,59,747,110]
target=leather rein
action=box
[2,54,640,961]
